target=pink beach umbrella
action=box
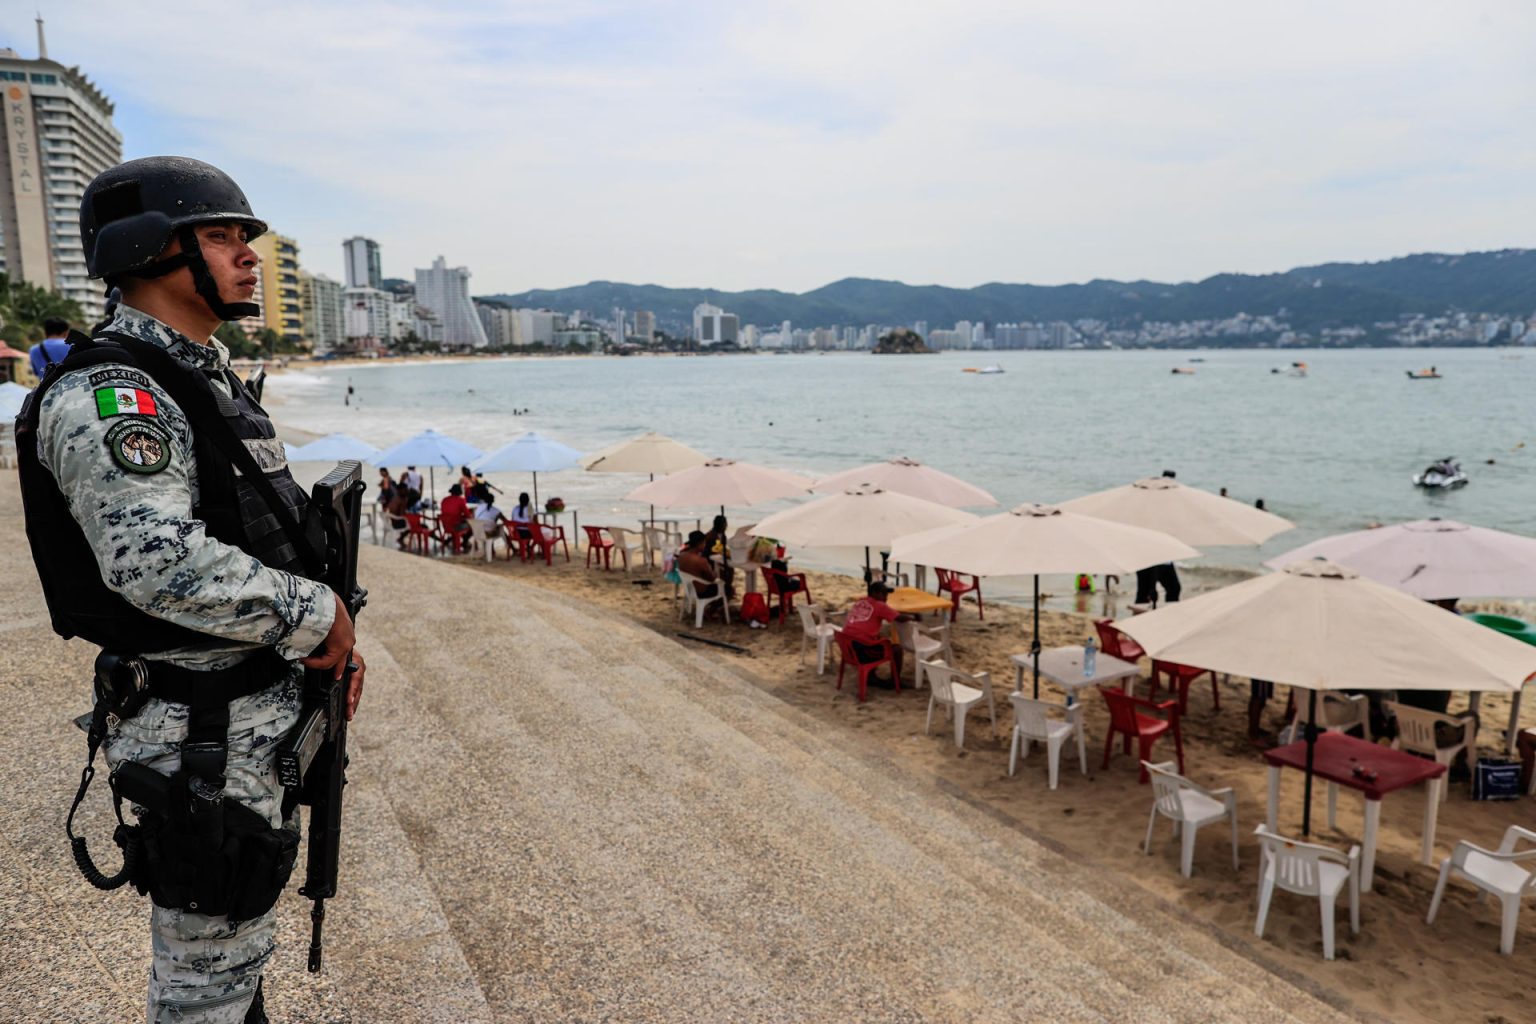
[624,458,812,517]
[812,456,997,509]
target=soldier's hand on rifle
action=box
[345,650,366,721]
[303,592,355,681]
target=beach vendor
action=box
[15,156,365,1023]
[841,581,918,681]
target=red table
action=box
[1262,732,1446,892]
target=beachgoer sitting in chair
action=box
[703,514,737,599]
[438,483,472,551]
[508,491,535,540]
[677,530,726,617]
[840,580,917,681]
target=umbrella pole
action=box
[649,474,655,527]
[865,546,871,584]
[1302,689,1318,837]
[1031,574,1042,699]
[429,466,436,511]
[532,472,539,510]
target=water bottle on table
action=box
[1083,636,1097,677]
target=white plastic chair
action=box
[795,604,840,675]
[1009,694,1086,790]
[1388,701,1473,800]
[640,524,671,569]
[921,660,996,750]
[678,572,728,628]
[896,620,952,690]
[1279,690,1371,745]
[466,517,503,562]
[1426,825,1536,954]
[726,525,764,594]
[1254,825,1361,961]
[1142,761,1239,878]
[605,525,647,572]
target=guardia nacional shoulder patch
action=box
[95,386,158,418]
[104,419,173,475]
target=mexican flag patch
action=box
[94,387,158,418]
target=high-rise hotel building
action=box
[0,32,123,320]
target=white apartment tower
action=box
[414,255,488,349]
[0,27,123,320]
[342,236,382,290]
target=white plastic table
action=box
[1011,647,1140,701]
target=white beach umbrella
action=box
[1115,559,1536,834]
[288,432,382,463]
[625,458,813,515]
[812,457,998,509]
[475,431,583,507]
[1264,518,1536,600]
[890,503,1199,695]
[1059,476,1294,546]
[581,431,709,475]
[373,429,482,507]
[750,485,978,574]
[581,431,710,523]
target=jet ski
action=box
[1413,458,1468,489]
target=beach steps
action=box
[0,459,1358,1023]
[352,544,1363,1024]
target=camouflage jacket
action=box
[36,304,334,671]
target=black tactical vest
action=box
[15,329,317,654]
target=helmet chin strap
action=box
[177,227,261,321]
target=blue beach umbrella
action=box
[373,429,482,507]
[289,432,382,464]
[474,431,582,508]
[0,380,29,418]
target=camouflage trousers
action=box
[105,666,302,1024]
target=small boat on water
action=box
[1413,458,1468,489]
[1406,367,1442,379]
[1289,361,1309,378]
[978,365,1004,374]
[1171,366,1196,375]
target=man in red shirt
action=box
[841,581,915,680]
[438,483,471,551]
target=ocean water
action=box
[268,347,1535,588]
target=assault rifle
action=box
[277,460,368,972]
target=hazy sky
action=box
[25,1,1536,294]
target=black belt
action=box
[145,649,292,708]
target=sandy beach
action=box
[439,532,1536,1024]
[3,462,1533,1021]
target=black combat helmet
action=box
[79,156,267,320]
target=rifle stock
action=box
[277,459,367,973]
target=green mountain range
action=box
[482,249,1536,331]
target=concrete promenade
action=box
[0,479,1364,1023]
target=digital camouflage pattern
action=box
[36,304,334,672]
[38,304,333,1022]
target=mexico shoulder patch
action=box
[104,419,173,475]
[95,386,158,419]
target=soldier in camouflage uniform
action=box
[29,157,366,1023]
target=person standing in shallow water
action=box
[19,157,365,1024]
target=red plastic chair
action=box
[1154,661,1221,715]
[1100,686,1183,783]
[402,513,435,555]
[1093,618,1146,662]
[525,521,563,565]
[582,525,616,569]
[934,568,983,621]
[764,566,812,625]
[835,630,898,703]
[1094,618,1218,714]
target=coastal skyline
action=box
[29,2,1536,295]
